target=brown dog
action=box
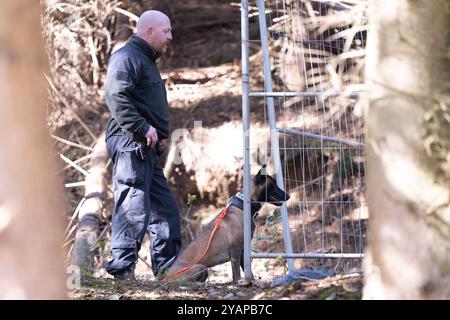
[163,167,290,282]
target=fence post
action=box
[256,0,295,273]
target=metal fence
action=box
[241,0,368,280]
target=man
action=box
[104,10,181,280]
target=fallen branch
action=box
[70,133,108,276]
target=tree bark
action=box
[0,0,66,299]
[363,0,450,299]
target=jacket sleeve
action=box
[105,55,150,137]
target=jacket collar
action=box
[128,35,159,63]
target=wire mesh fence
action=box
[242,0,368,277]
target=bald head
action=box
[136,11,169,34]
[136,10,172,54]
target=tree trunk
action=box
[0,0,66,299]
[363,0,450,299]
[70,134,108,276]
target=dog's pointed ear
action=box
[257,164,267,176]
[254,165,267,184]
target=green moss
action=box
[318,287,336,300]
[340,291,362,300]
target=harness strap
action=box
[163,206,229,282]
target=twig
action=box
[67,243,75,261]
[301,173,327,188]
[65,197,86,235]
[63,237,75,248]
[45,74,97,141]
[60,154,90,176]
[105,158,112,169]
[65,181,87,188]
[64,224,77,243]
[114,7,139,22]
[181,205,195,242]
[51,134,94,151]
[87,35,100,85]
[62,153,95,172]
[90,224,109,251]
[139,255,152,270]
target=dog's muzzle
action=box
[269,186,290,206]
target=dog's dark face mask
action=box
[252,167,290,206]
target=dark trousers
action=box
[105,133,181,276]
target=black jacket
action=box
[105,35,170,141]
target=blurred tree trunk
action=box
[363,0,450,299]
[0,0,66,298]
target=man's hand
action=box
[145,126,158,148]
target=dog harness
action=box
[227,192,262,213]
[162,192,261,282]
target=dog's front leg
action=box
[230,248,242,282]
[189,264,209,282]
[239,249,254,281]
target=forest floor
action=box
[69,256,363,300]
[67,0,365,300]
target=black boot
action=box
[113,264,136,281]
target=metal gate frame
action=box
[241,0,365,281]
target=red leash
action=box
[163,207,229,281]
